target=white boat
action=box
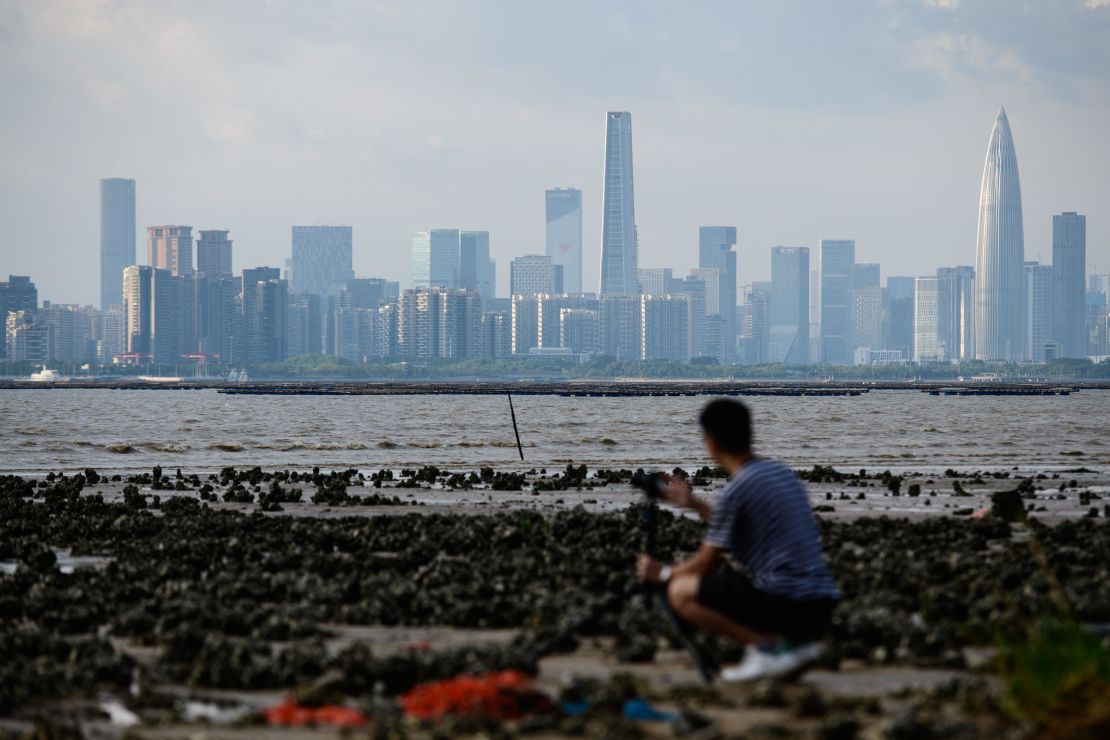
[29,368,68,382]
[138,375,184,383]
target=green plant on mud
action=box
[998,619,1110,739]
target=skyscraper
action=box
[820,239,856,364]
[637,268,674,296]
[100,178,136,310]
[699,226,738,360]
[914,276,941,362]
[148,226,193,277]
[459,231,495,299]
[411,229,459,290]
[974,108,1025,361]
[291,226,354,299]
[936,266,976,361]
[600,112,639,295]
[1052,212,1086,358]
[769,247,809,364]
[883,276,915,360]
[641,295,690,361]
[546,189,583,294]
[196,230,233,277]
[0,275,38,360]
[510,255,559,296]
[1024,261,1055,362]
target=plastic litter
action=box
[263,697,369,727]
[622,698,677,722]
[400,670,556,720]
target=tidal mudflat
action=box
[2,464,1109,737]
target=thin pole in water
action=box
[507,393,524,461]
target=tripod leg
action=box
[652,588,717,683]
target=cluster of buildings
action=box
[2,109,1106,371]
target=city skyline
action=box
[2,2,1108,307]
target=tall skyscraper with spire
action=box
[599,112,639,295]
[974,108,1025,361]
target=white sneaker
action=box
[720,641,823,682]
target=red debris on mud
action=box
[400,670,556,720]
[264,698,369,727]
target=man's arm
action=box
[637,544,723,583]
[660,475,712,522]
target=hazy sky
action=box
[2,0,1109,304]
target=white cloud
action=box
[924,0,960,8]
[908,32,1032,84]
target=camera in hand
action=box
[630,470,667,499]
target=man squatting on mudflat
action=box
[636,398,841,682]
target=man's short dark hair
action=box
[699,399,753,454]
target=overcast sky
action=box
[2,0,1108,304]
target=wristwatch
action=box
[658,565,673,583]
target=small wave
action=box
[107,443,136,454]
[600,438,618,446]
[410,442,443,449]
[377,440,398,449]
[19,440,36,447]
[209,442,243,452]
[312,442,368,450]
[490,440,535,448]
[921,426,939,433]
[145,443,185,453]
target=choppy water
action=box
[1,389,1106,474]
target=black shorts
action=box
[696,570,837,643]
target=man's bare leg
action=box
[667,574,777,646]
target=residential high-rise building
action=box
[5,311,46,363]
[546,188,583,294]
[851,288,883,363]
[291,225,353,300]
[396,288,481,359]
[808,269,821,363]
[123,265,154,359]
[99,178,136,310]
[482,311,512,358]
[194,275,240,362]
[598,295,641,359]
[820,239,856,364]
[196,230,233,277]
[975,108,1025,361]
[1,275,38,360]
[288,292,323,357]
[459,231,494,299]
[671,275,707,359]
[148,226,193,277]
[883,276,915,360]
[699,226,738,359]
[510,255,559,296]
[1024,261,1055,362]
[537,293,596,349]
[510,295,540,355]
[641,295,690,361]
[412,229,459,290]
[560,308,599,354]
[241,267,282,363]
[600,112,639,295]
[769,247,809,364]
[914,276,941,362]
[123,265,191,364]
[936,266,976,361]
[1052,212,1086,358]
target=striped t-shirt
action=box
[704,457,841,601]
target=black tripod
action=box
[537,484,718,683]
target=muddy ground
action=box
[1,465,1109,738]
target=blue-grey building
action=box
[546,189,582,294]
[100,178,136,309]
[600,112,639,295]
[1024,261,1054,362]
[459,230,495,299]
[291,226,354,300]
[820,239,856,364]
[412,229,459,290]
[699,226,738,360]
[1052,211,1086,358]
[769,247,809,364]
